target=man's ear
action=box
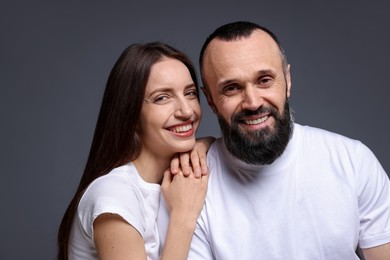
[201,86,218,114]
[286,64,292,98]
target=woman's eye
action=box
[154,95,171,104]
[185,89,198,98]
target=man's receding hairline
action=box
[201,28,280,73]
[203,28,280,60]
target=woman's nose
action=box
[174,97,193,119]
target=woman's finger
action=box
[179,153,191,177]
[190,151,202,178]
[170,154,180,174]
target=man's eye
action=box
[223,84,240,95]
[258,77,273,86]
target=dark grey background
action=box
[1,1,389,259]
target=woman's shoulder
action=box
[80,163,139,205]
[76,163,148,236]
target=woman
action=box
[58,42,211,259]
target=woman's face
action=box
[138,57,201,158]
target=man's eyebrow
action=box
[256,69,275,76]
[217,69,275,88]
[217,79,236,89]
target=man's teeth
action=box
[171,124,192,133]
[244,116,268,125]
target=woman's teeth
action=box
[171,124,192,133]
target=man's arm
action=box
[362,243,390,260]
[356,143,390,258]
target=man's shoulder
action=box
[207,137,223,155]
[295,123,359,144]
[294,123,366,159]
[206,138,229,172]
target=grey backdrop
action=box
[1,1,389,259]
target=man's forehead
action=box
[204,32,281,73]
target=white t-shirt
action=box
[68,162,161,260]
[185,124,390,259]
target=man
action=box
[189,21,390,259]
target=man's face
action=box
[202,30,293,164]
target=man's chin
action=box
[238,125,274,141]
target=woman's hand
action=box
[160,168,209,260]
[170,136,215,178]
[161,168,208,222]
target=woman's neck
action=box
[133,151,172,184]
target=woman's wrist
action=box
[169,210,198,231]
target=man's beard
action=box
[218,100,293,165]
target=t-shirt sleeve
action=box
[188,206,214,259]
[356,142,390,248]
[76,172,145,243]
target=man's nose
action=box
[241,85,263,110]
